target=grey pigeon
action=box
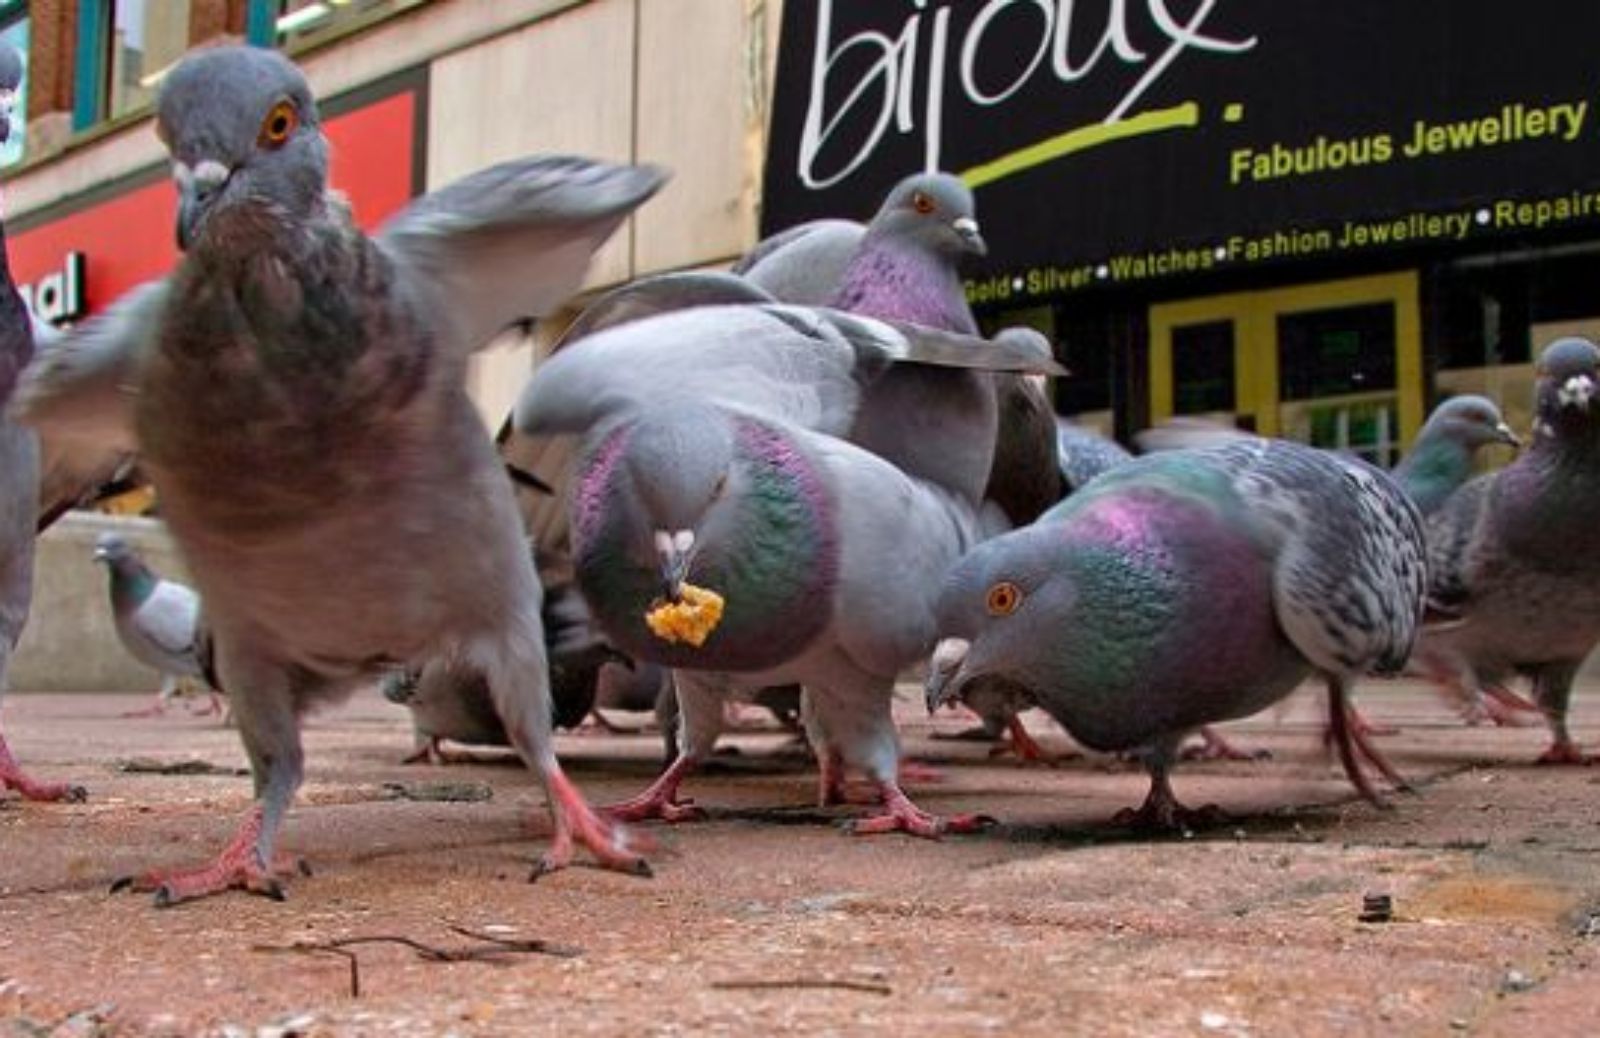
[0,40,87,804]
[382,551,628,762]
[92,533,222,718]
[10,46,664,903]
[516,290,1058,835]
[1392,394,1520,517]
[926,436,1428,827]
[1054,419,1133,492]
[1411,339,1600,762]
[739,171,1060,525]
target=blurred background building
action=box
[5,0,1600,686]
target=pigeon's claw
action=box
[0,735,87,802]
[842,782,993,839]
[537,766,655,878]
[113,806,308,907]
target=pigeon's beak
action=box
[952,216,987,257]
[174,160,233,251]
[1558,374,1596,411]
[924,637,971,715]
[1494,421,1522,448]
[91,547,109,563]
[654,529,696,603]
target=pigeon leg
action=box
[1181,725,1271,762]
[120,680,172,720]
[473,615,652,875]
[988,715,1076,765]
[1480,683,1540,727]
[600,671,722,824]
[804,681,989,838]
[817,747,848,806]
[1326,676,1409,805]
[0,728,86,802]
[117,667,308,906]
[1532,662,1593,765]
[112,805,308,906]
[1111,746,1225,830]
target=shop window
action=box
[107,1,190,119]
[1278,303,1396,401]
[276,0,404,45]
[1170,319,1234,415]
[0,1,26,168]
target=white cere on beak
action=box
[0,87,15,114]
[192,159,232,188]
[953,216,979,236]
[1558,374,1595,409]
[653,530,673,557]
[672,529,695,554]
[931,637,971,675]
[171,161,194,189]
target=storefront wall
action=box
[758,1,1600,456]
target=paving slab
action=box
[0,683,1597,1036]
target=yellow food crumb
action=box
[645,583,726,646]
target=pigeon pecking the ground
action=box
[1411,338,1600,762]
[11,46,665,903]
[925,435,1428,828]
[0,39,88,805]
[92,533,223,719]
[515,289,1060,836]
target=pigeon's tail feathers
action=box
[821,311,1065,376]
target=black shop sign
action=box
[761,1,1600,302]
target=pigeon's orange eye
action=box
[986,581,1022,616]
[911,190,935,214]
[258,101,298,148]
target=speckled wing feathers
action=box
[1208,440,1427,675]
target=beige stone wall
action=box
[11,514,189,693]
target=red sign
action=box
[6,84,419,317]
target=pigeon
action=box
[92,533,223,718]
[10,46,665,903]
[382,550,628,762]
[1392,394,1521,517]
[738,171,1060,524]
[0,39,88,805]
[515,287,1059,835]
[1411,338,1600,762]
[925,435,1428,827]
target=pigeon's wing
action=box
[133,579,203,663]
[378,155,667,358]
[35,442,139,533]
[1212,440,1427,675]
[556,271,777,347]
[1055,419,1133,492]
[516,304,1062,440]
[984,374,1063,525]
[8,281,167,453]
[1424,474,1495,611]
[735,219,863,305]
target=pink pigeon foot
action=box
[843,782,992,838]
[533,767,653,878]
[601,755,706,824]
[1535,739,1595,766]
[0,734,86,803]
[1181,726,1271,762]
[111,807,307,906]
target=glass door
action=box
[1149,272,1423,465]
